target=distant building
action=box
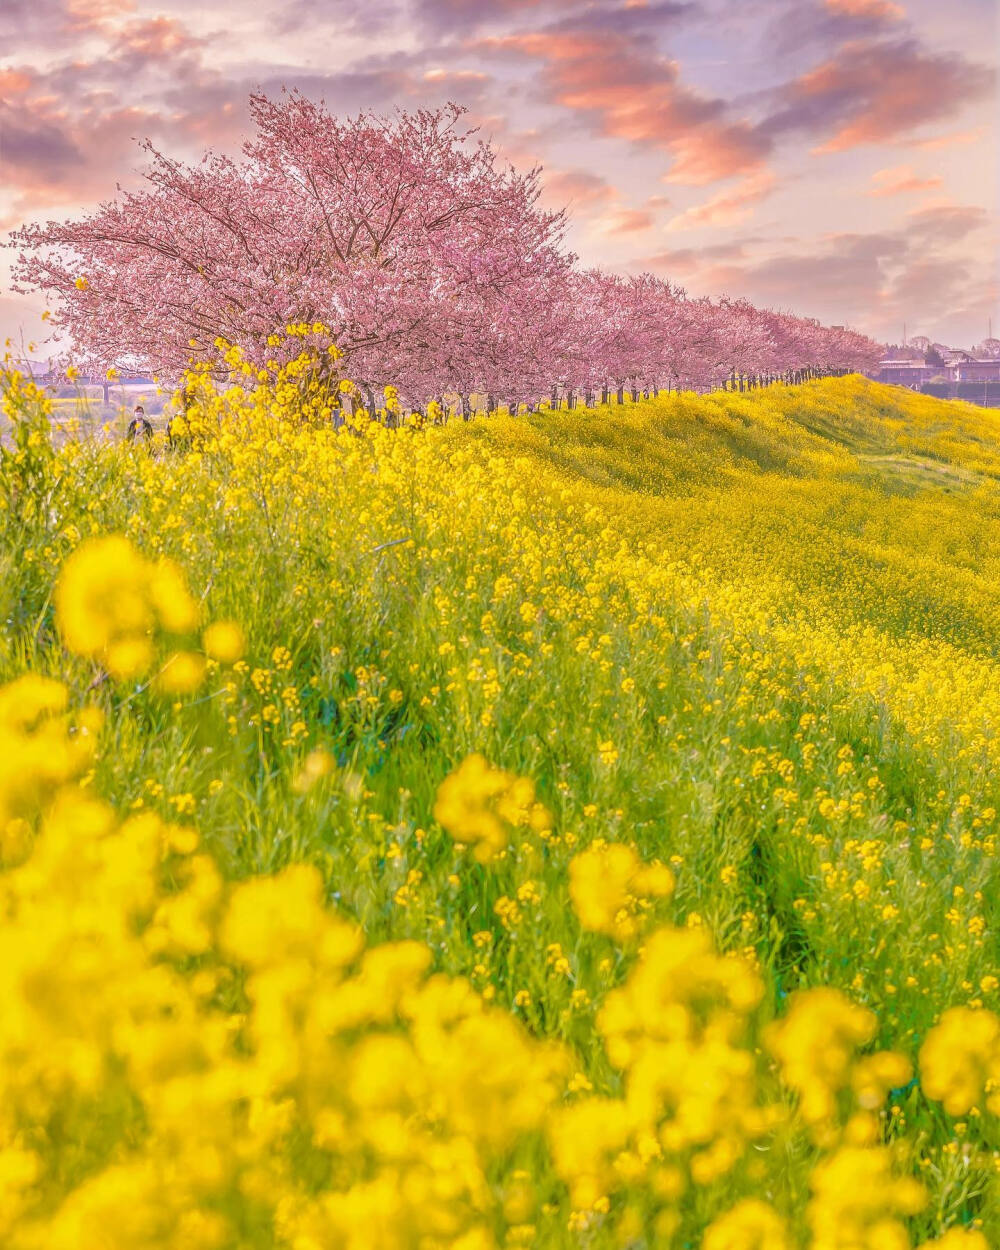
[953,359,1000,382]
[873,357,1000,387]
[875,361,938,386]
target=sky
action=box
[1,0,997,353]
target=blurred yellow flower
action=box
[202,620,245,664]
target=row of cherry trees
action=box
[10,91,881,407]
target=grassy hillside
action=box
[3,371,1000,1247]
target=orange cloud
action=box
[65,0,135,31]
[762,38,994,156]
[423,68,489,83]
[810,41,992,153]
[477,30,770,185]
[541,168,617,212]
[825,0,903,19]
[868,165,943,197]
[0,3,240,227]
[114,15,204,58]
[904,127,985,152]
[665,171,775,231]
[595,207,655,235]
[0,69,34,94]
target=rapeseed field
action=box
[2,364,1000,1248]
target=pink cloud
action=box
[825,0,903,19]
[637,219,995,345]
[113,15,205,58]
[540,168,618,212]
[476,28,770,184]
[423,68,490,83]
[541,173,671,234]
[868,165,944,197]
[903,127,986,152]
[637,238,753,280]
[595,207,656,235]
[771,39,996,154]
[64,0,136,32]
[665,171,776,231]
[0,69,34,94]
[0,10,242,225]
[903,203,989,242]
[414,0,580,26]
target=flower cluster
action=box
[434,753,552,862]
[569,840,675,940]
[56,535,201,680]
[0,674,100,863]
[919,1007,1000,1115]
[0,695,566,1250]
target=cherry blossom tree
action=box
[10,88,881,406]
[10,92,572,403]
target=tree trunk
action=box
[461,393,471,421]
[616,385,624,404]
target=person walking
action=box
[126,405,153,444]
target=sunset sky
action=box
[1,0,997,352]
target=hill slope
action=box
[3,373,1000,1245]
